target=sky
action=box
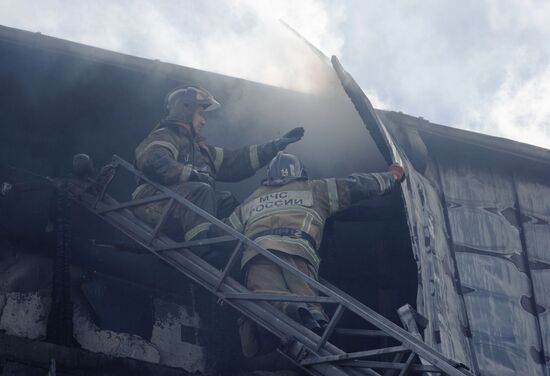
[1,0,549,149]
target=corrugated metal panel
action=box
[331,58,477,371]
[379,110,550,376]
[515,173,550,371]
[400,164,476,366]
[437,158,546,375]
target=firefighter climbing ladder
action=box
[57,155,475,376]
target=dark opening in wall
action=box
[319,191,417,352]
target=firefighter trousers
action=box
[239,251,327,358]
[134,182,239,266]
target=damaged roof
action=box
[2,23,548,163]
[379,110,550,166]
[2,23,549,376]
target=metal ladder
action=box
[55,155,475,376]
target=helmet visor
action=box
[166,86,221,112]
[194,88,220,111]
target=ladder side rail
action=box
[335,329,392,338]
[320,279,469,376]
[277,347,380,376]
[339,361,442,373]
[72,182,233,251]
[174,249,368,376]
[81,193,368,376]
[129,225,369,376]
[110,155,474,376]
[96,193,171,214]
[143,241,369,376]
[107,158,390,317]
[156,236,236,250]
[302,346,409,366]
[329,326,422,342]
[111,156,364,301]
[220,293,337,304]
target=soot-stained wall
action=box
[0,25,387,245]
[380,110,550,376]
[0,25,396,373]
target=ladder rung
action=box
[220,293,338,304]
[316,304,345,351]
[302,346,409,366]
[148,198,174,244]
[384,350,407,376]
[96,193,170,214]
[93,164,118,208]
[214,241,242,291]
[335,328,392,338]
[397,352,416,376]
[154,235,235,251]
[339,360,442,373]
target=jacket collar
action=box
[162,120,207,144]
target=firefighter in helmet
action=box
[227,152,405,358]
[133,86,304,265]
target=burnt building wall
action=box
[2,23,549,376]
[380,110,550,376]
[0,24,391,374]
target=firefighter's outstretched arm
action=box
[212,127,305,182]
[344,163,405,204]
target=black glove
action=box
[190,169,215,187]
[274,127,305,150]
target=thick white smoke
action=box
[1,0,549,149]
[0,0,344,93]
[0,0,386,190]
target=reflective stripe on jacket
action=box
[229,172,397,270]
[132,121,279,197]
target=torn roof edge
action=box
[2,23,549,165]
[378,110,550,167]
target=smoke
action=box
[0,0,386,202]
[0,0,344,93]
[2,0,549,149]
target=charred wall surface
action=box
[380,110,550,376]
[4,23,550,376]
[0,25,393,374]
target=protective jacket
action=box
[132,120,280,198]
[228,172,398,269]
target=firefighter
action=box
[133,86,304,265]
[227,152,405,358]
